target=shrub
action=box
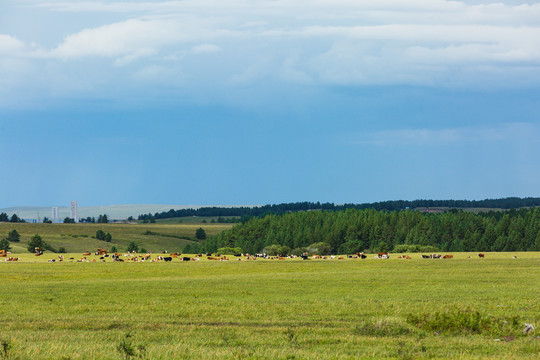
[195,227,206,240]
[262,244,291,256]
[217,247,243,255]
[6,230,20,242]
[126,242,138,253]
[406,307,522,336]
[291,247,308,256]
[27,234,48,253]
[306,242,331,255]
[0,239,11,252]
[96,230,105,240]
[392,244,439,253]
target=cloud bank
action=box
[2,0,540,106]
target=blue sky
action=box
[1,0,539,207]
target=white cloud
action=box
[2,0,540,106]
[0,34,25,55]
[190,44,222,54]
[114,48,155,66]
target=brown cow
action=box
[478,253,485,258]
[83,252,91,256]
[443,255,453,259]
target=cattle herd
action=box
[0,248,496,263]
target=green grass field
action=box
[0,252,538,359]
[0,222,233,254]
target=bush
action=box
[217,247,242,255]
[58,247,67,253]
[0,239,11,252]
[195,227,206,240]
[306,242,331,255]
[291,247,308,256]
[126,242,138,253]
[96,230,105,240]
[27,234,48,253]
[406,307,521,336]
[6,230,20,242]
[262,244,291,256]
[183,242,201,254]
[392,244,440,253]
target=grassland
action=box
[0,222,233,254]
[0,252,538,359]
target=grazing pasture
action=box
[0,222,233,254]
[0,252,538,359]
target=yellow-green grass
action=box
[0,253,538,359]
[0,222,233,254]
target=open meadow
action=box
[0,222,233,254]
[0,252,538,359]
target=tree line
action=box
[137,197,540,221]
[199,208,540,254]
[0,213,25,223]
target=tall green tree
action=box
[96,230,105,240]
[7,229,20,242]
[27,234,47,253]
[195,227,207,240]
[0,238,11,252]
[126,242,138,253]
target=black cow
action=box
[164,257,173,262]
[183,257,191,261]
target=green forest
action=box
[197,208,540,254]
[139,197,540,221]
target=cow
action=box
[164,257,173,262]
[182,257,192,261]
[377,252,389,259]
[443,255,453,259]
[422,255,430,259]
[478,253,485,258]
[300,254,308,260]
[95,248,108,255]
[83,252,91,256]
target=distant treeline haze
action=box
[138,197,540,221]
[200,208,540,254]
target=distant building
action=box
[52,207,59,221]
[70,201,79,223]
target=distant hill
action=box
[0,205,208,221]
[139,197,540,221]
